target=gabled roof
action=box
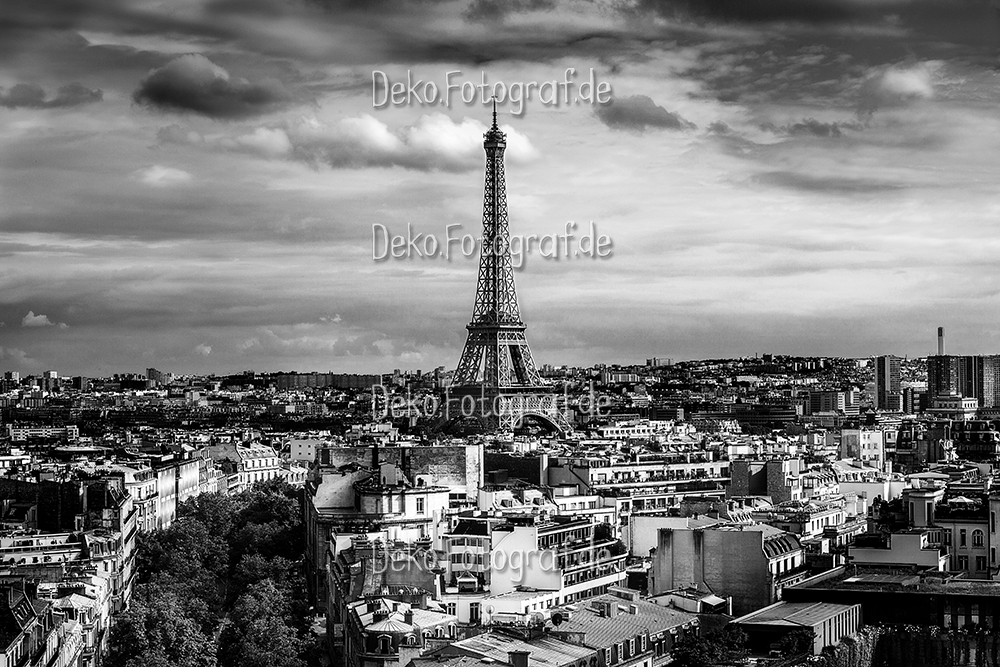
[442,631,593,667]
[550,594,696,647]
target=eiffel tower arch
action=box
[446,106,570,435]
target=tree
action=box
[218,614,305,667]
[179,492,241,538]
[105,590,217,667]
[137,517,229,580]
[144,570,225,633]
[230,554,295,599]
[230,520,299,563]
[111,481,311,667]
[238,480,302,529]
[218,579,305,667]
[671,626,748,667]
[778,628,815,656]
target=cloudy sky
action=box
[1,0,999,376]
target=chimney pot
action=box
[508,651,530,667]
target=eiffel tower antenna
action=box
[448,107,569,434]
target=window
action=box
[977,556,988,572]
[993,548,996,565]
[417,498,425,514]
[961,529,968,547]
[378,635,392,654]
[470,603,481,624]
[959,555,970,571]
[629,639,635,656]
[641,635,647,651]
[604,648,612,665]
[973,530,985,547]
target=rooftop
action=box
[791,567,1000,597]
[550,593,696,646]
[734,601,859,628]
[442,630,594,667]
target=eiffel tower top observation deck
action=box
[452,102,544,391]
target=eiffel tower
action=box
[449,104,570,434]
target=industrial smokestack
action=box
[938,327,945,356]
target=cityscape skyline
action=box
[3,1,1000,375]
[5,4,1000,665]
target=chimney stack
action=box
[508,651,530,667]
[938,327,945,356]
[404,610,414,625]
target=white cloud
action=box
[289,112,541,171]
[195,344,212,355]
[0,347,33,367]
[226,127,293,159]
[158,124,292,159]
[157,114,540,171]
[859,62,937,114]
[22,311,53,327]
[134,165,194,187]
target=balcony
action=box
[774,564,811,586]
[561,551,627,575]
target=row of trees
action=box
[801,624,1000,667]
[670,626,751,667]
[106,479,320,667]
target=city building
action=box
[209,442,281,495]
[548,588,701,667]
[875,355,901,411]
[727,459,804,504]
[490,514,627,604]
[847,529,949,571]
[732,601,862,656]
[344,597,459,667]
[431,629,597,667]
[649,523,806,616]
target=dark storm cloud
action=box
[632,0,1000,55]
[0,0,235,61]
[464,0,557,22]
[786,118,845,137]
[133,55,295,119]
[0,82,102,109]
[753,170,906,194]
[594,95,696,132]
[633,0,867,24]
[758,118,865,138]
